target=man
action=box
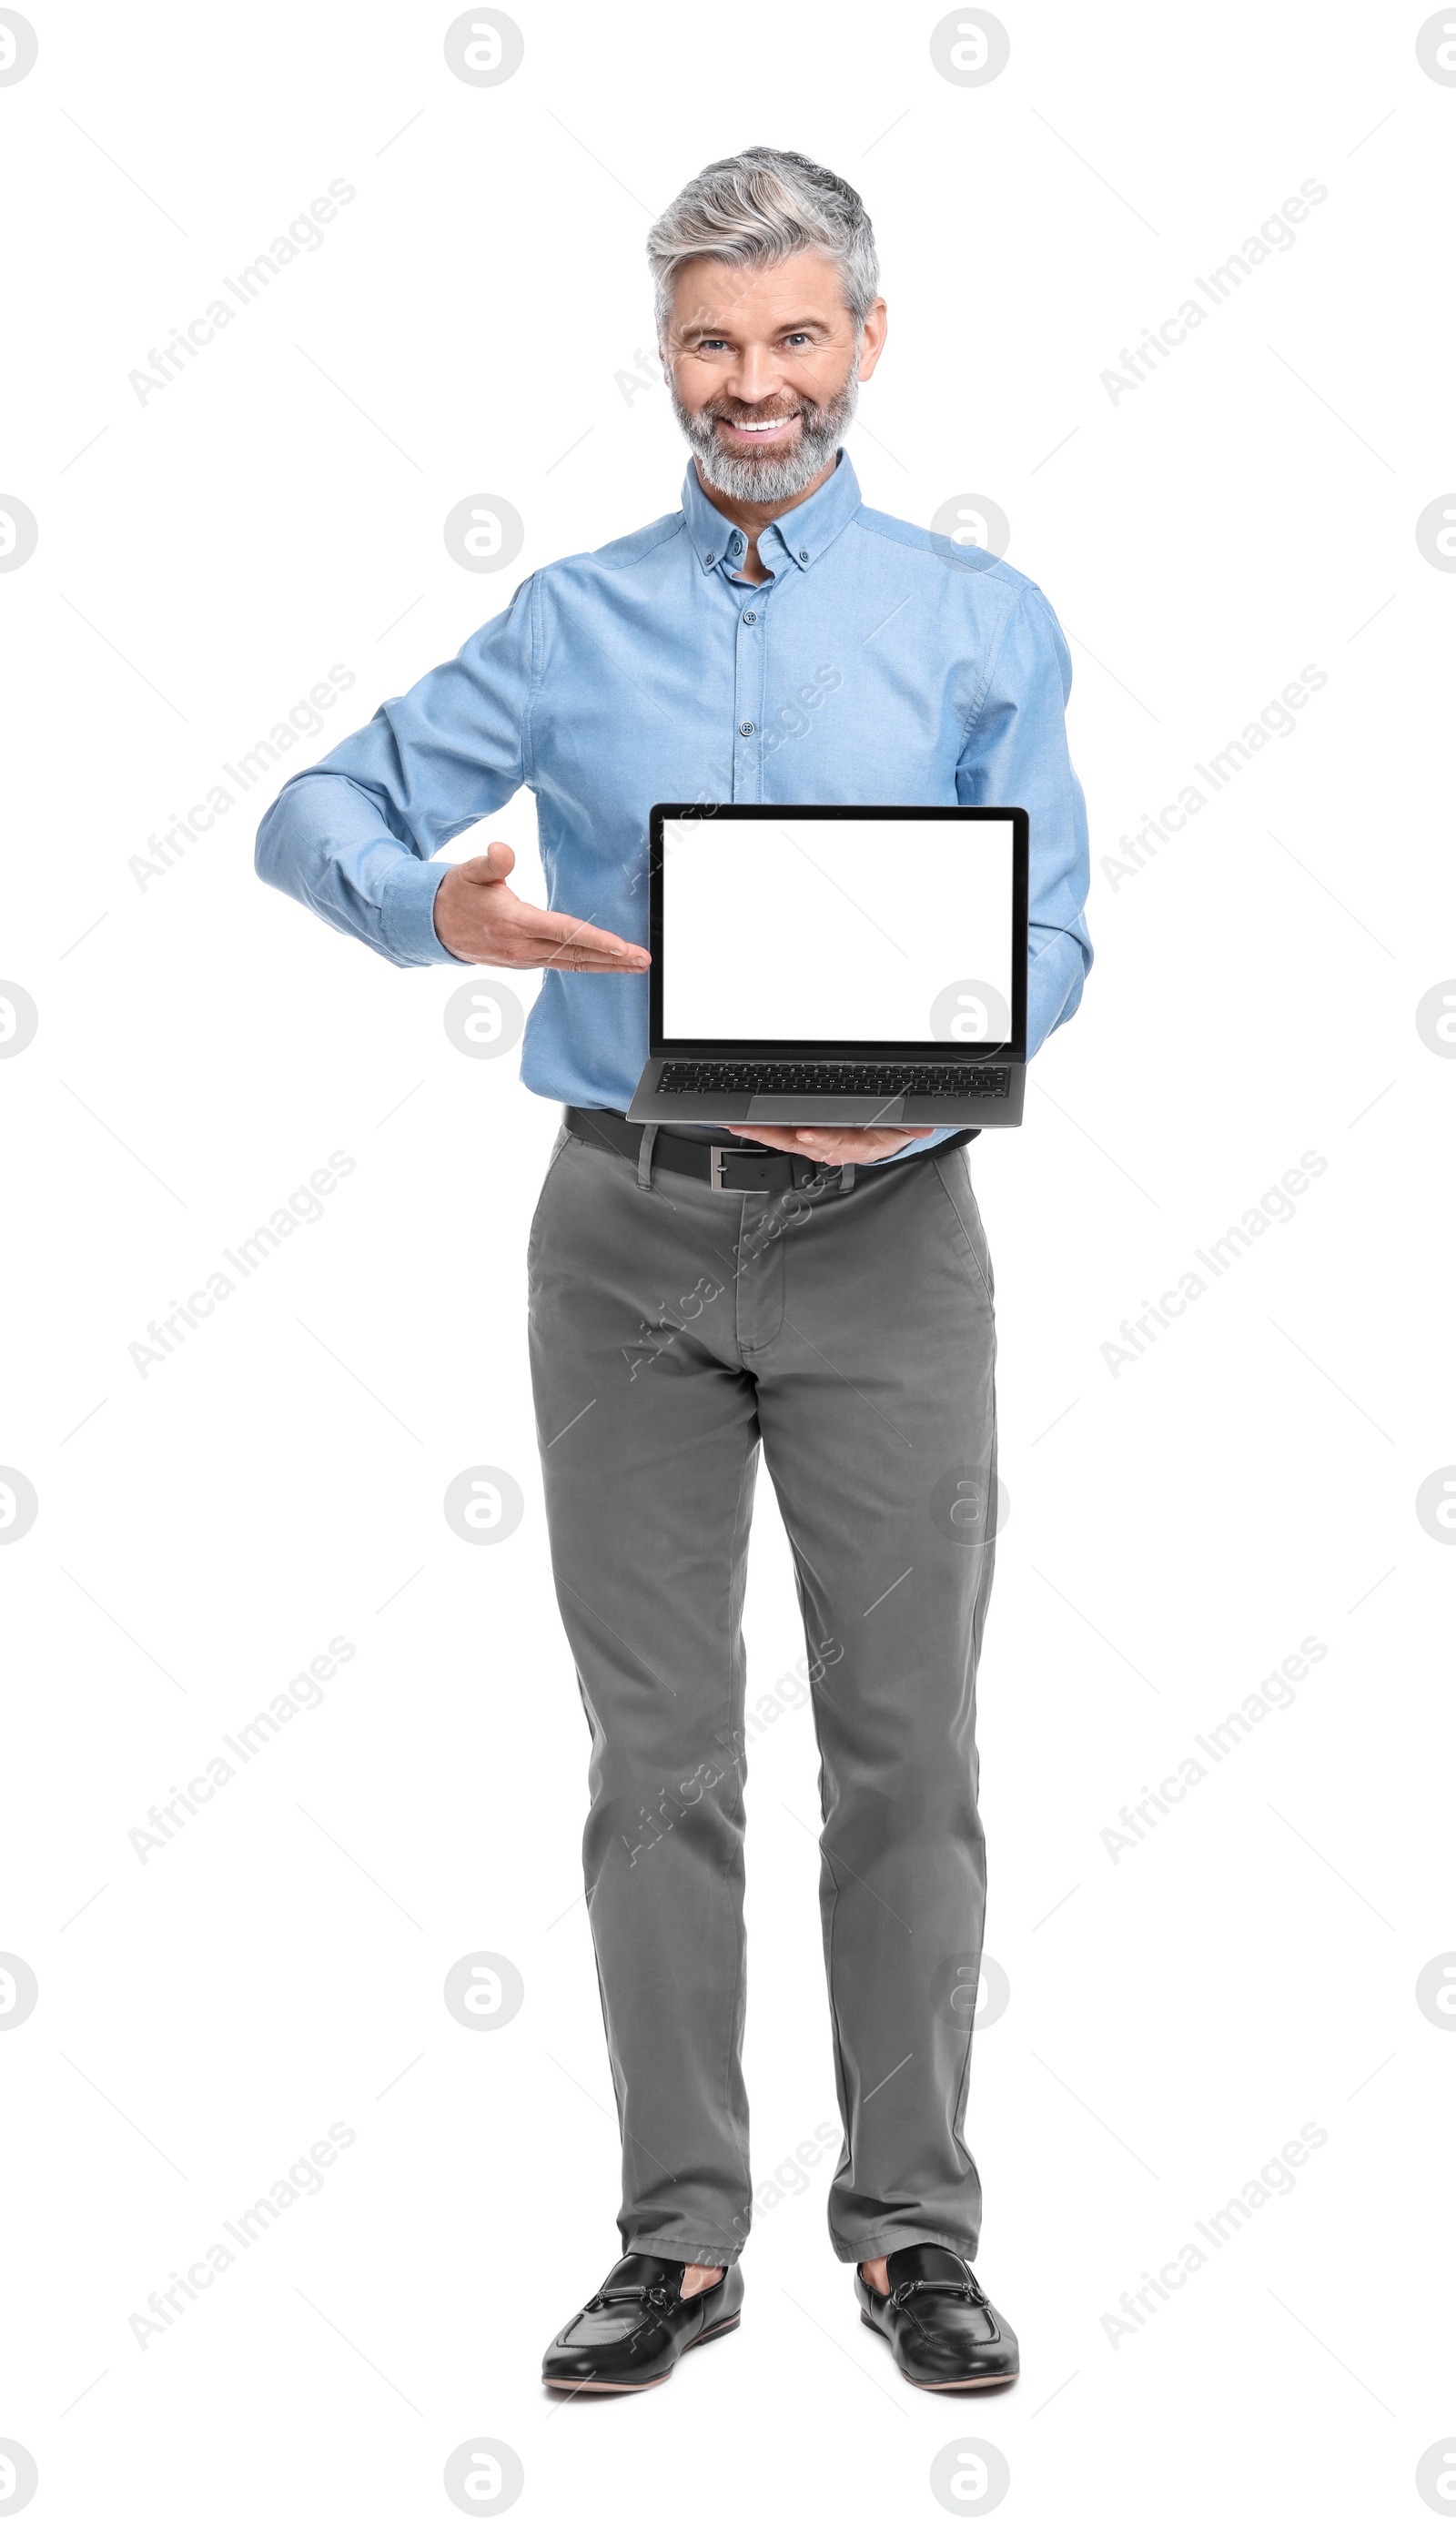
[257,144,1091,2394]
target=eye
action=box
[784,332,812,348]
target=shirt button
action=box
[729,532,743,553]
[798,548,810,562]
[706,552,717,564]
[742,609,757,624]
[739,721,754,736]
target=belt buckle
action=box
[708,1145,733,1191]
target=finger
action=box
[794,1133,922,1163]
[723,1128,872,1164]
[724,1125,906,1157]
[723,1125,934,1160]
[541,948,652,970]
[462,841,516,884]
[723,1126,804,1152]
[532,912,649,965]
[797,1127,931,1148]
[796,1125,932,1142]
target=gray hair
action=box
[647,146,880,335]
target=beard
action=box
[670,367,861,504]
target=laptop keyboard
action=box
[657,1061,1012,1098]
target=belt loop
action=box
[838,1162,855,1193]
[636,1123,660,1191]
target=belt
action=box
[563,1107,974,1194]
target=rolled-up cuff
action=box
[622,2230,743,2269]
[829,2223,980,2267]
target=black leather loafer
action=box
[541,2254,743,2392]
[855,2243,1018,2390]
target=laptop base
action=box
[626,1064,1026,1128]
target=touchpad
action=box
[747,1096,905,1125]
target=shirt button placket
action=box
[733,572,764,802]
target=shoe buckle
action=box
[892,2276,982,2310]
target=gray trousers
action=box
[527,1117,999,2269]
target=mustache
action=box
[704,400,808,425]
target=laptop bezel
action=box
[646,803,1029,1064]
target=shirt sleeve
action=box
[956,581,1093,1057]
[254,574,537,967]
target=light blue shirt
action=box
[256,453,1092,1149]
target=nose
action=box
[728,344,787,405]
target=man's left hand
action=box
[725,1123,933,1167]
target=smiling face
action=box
[662,249,886,509]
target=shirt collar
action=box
[679,448,863,575]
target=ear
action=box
[856,297,888,382]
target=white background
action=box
[2,4,1453,2523]
[661,818,1015,1038]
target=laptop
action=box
[626,803,1028,1127]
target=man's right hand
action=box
[432,841,651,972]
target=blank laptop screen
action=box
[659,815,1016,1045]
